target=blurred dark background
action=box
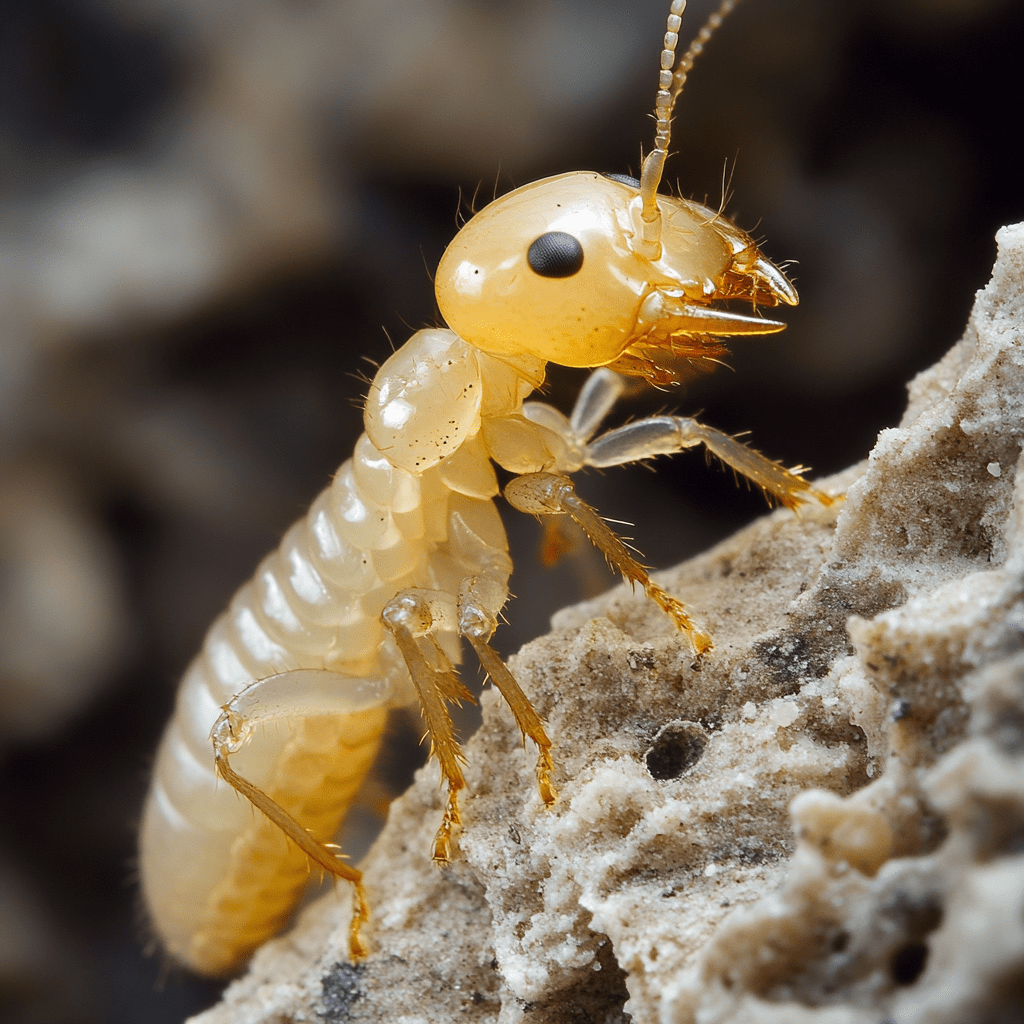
[1,0,1022,1020]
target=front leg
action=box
[583,413,837,511]
[527,367,836,511]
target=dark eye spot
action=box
[527,231,584,278]
[603,172,640,188]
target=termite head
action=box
[434,0,797,386]
[434,171,796,386]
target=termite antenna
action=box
[638,0,741,249]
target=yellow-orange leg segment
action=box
[504,472,714,655]
[212,741,369,959]
[468,636,557,807]
[382,580,559,860]
[381,593,474,863]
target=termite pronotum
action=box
[139,0,835,977]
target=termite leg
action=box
[582,406,837,511]
[212,750,369,959]
[381,591,472,863]
[566,368,836,511]
[381,572,557,857]
[504,472,714,655]
[567,366,648,444]
[459,576,556,807]
[209,668,391,959]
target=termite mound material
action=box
[192,224,1024,1024]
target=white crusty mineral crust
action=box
[191,224,1024,1024]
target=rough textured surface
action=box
[189,226,1024,1023]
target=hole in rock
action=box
[645,721,709,780]
[891,941,928,986]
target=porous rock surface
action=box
[193,224,1024,1023]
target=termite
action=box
[139,0,834,977]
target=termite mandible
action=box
[140,0,835,977]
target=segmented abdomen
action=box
[140,431,507,974]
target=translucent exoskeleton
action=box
[139,0,835,976]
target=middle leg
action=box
[504,472,714,654]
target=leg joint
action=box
[504,472,574,516]
[458,575,506,642]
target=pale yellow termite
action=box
[139,0,835,976]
